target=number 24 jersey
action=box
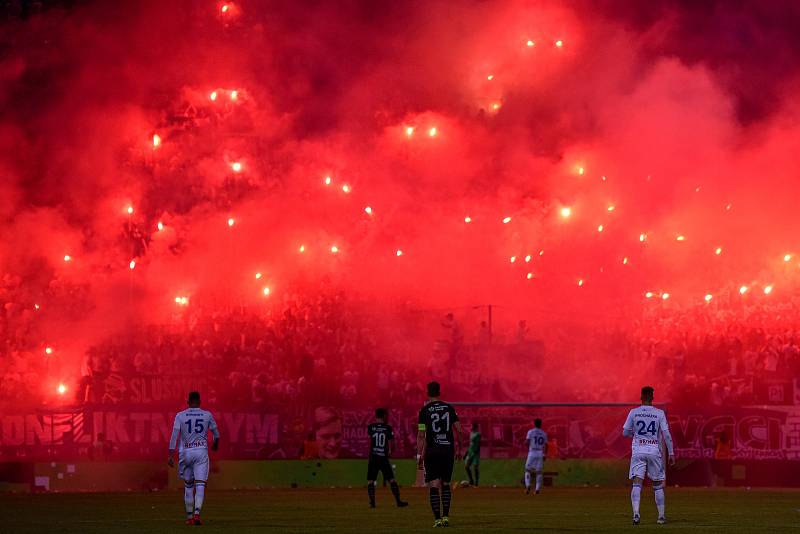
[623,405,670,457]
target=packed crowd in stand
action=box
[634,291,800,408]
[0,271,93,408]
[74,290,422,410]
[1,266,800,410]
[544,288,800,408]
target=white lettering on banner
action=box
[245,414,278,444]
[223,413,246,440]
[0,412,279,446]
[92,411,104,442]
[2,415,24,445]
[130,413,149,442]
[25,415,49,444]
[105,413,130,443]
[150,413,170,443]
[0,409,794,460]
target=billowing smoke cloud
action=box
[2,0,800,400]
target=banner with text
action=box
[1,405,799,461]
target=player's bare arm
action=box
[662,418,675,466]
[622,411,634,437]
[168,415,181,467]
[209,415,220,451]
[453,420,463,458]
[416,427,426,468]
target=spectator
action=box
[299,432,319,459]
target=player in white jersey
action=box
[168,391,220,526]
[524,418,548,494]
[622,386,674,526]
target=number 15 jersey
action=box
[623,405,671,457]
[169,408,220,452]
[419,400,459,453]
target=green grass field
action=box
[2,487,798,533]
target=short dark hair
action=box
[472,422,479,430]
[534,418,542,428]
[641,386,654,399]
[375,408,387,419]
[188,391,201,403]
[427,381,441,397]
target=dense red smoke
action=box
[2,0,800,403]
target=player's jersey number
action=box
[533,436,545,446]
[636,420,657,436]
[373,432,386,448]
[185,419,205,434]
[431,412,450,433]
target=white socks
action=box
[524,472,543,491]
[654,485,665,518]
[194,481,206,514]
[631,482,664,518]
[631,484,642,516]
[184,483,195,517]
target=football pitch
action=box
[3,487,797,532]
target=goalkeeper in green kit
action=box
[464,422,481,486]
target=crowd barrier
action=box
[3,458,800,492]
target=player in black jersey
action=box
[367,408,408,509]
[417,381,462,528]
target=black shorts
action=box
[367,455,395,481]
[424,450,455,483]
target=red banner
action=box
[1,405,799,461]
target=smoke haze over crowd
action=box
[3,0,800,404]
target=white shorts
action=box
[179,447,210,483]
[629,453,665,482]
[525,454,544,472]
